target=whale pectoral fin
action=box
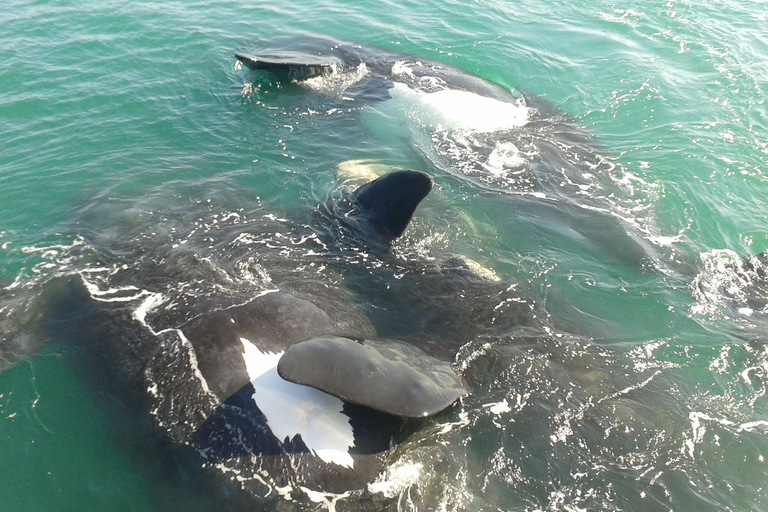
[235,52,338,78]
[351,170,433,242]
[277,335,466,418]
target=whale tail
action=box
[350,170,433,242]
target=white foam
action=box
[482,141,527,176]
[484,399,512,415]
[20,236,85,255]
[299,63,369,97]
[79,275,150,303]
[689,249,753,314]
[240,338,356,468]
[367,459,423,498]
[646,233,683,247]
[391,60,419,78]
[127,289,212,396]
[133,292,166,327]
[176,329,212,394]
[299,486,351,508]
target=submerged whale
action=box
[7,169,494,501]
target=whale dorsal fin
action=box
[350,170,433,242]
[277,335,466,418]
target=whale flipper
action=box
[235,52,340,78]
[350,169,433,242]
[277,335,466,418]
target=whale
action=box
[2,169,504,504]
[235,36,655,270]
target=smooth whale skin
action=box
[345,169,433,242]
[277,335,466,418]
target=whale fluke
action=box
[350,170,433,242]
[277,334,466,418]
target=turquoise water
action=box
[2,0,768,510]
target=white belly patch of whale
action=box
[239,337,356,468]
[388,81,531,133]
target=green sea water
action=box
[2,1,768,511]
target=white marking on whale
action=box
[240,337,356,468]
[386,78,530,134]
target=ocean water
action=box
[1,0,768,510]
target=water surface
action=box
[1,1,767,510]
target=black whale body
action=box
[235,37,523,106]
[5,170,508,504]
